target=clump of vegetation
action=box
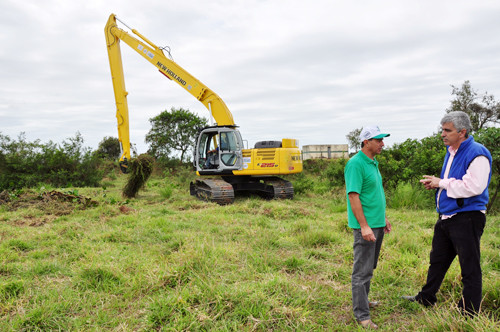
[0,281,24,300]
[122,154,155,198]
[290,159,347,196]
[0,132,104,190]
[387,182,434,210]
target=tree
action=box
[474,127,499,212]
[447,80,500,132]
[346,128,362,152]
[96,136,121,160]
[145,107,209,162]
[377,134,446,189]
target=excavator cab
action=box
[194,127,243,174]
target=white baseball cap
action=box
[359,125,390,141]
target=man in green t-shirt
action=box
[344,125,392,330]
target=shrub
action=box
[291,172,315,195]
[324,158,347,187]
[294,159,347,195]
[387,182,435,210]
[474,127,500,213]
[302,159,331,175]
[0,132,103,190]
[95,136,121,160]
[378,134,446,189]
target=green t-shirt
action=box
[344,151,386,229]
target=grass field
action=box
[0,170,498,331]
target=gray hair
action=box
[441,111,471,137]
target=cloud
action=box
[1,0,499,154]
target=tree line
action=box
[0,81,498,212]
[0,107,206,192]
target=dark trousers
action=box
[416,211,485,314]
[352,227,385,321]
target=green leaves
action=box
[0,132,103,191]
[145,107,209,162]
[378,134,446,189]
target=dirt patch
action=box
[0,190,11,204]
[1,189,98,219]
[14,215,59,227]
[118,205,135,214]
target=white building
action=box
[302,144,348,160]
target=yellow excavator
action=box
[105,14,302,204]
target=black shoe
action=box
[402,295,434,307]
[401,295,417,302]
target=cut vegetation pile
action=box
[122,154,155,198]
[0,190,98,212]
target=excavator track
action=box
[190,176,293,204]
[190,178,235,205]
[261,177,294,200]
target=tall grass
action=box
[0,168,498,331]
[387,182,435,210]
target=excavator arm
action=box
[104,14,235,168]
[105,14,302,204]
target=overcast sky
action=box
[1,0,499,154]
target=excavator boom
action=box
[105,14,234,166]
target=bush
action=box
[302,159,331,175]
[291,172,315,195]
[387,182,435,210]
[324,158,347,187]
[0,132,103,190]
[474,127,500,213]
[377,134,446,189]
[95,136,121,160]
[291,159,347,196]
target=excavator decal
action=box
[157,62,187,85]
[259,163,277,168]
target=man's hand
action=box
[361,226,376,242]
[348,192,376,242]
[384,219,392,234]
[420,175,441,190]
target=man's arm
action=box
[420,156,490,197]
[444,156,490,198]
[348,192,376,242]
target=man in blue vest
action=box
[403,111,492,316]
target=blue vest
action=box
[437,136,492,215]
